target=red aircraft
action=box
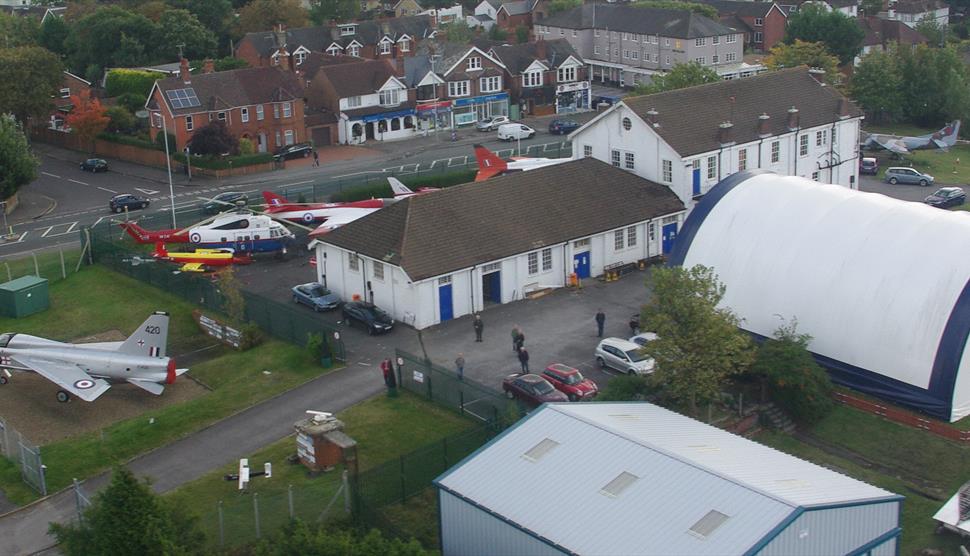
[473,144,570,182]
[262,191,385,224]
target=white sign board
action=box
[413,371,424,383]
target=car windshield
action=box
[561,372,583,385]
[369,307,390,321]
[626,349,649,362]
[309,286,329,297]
[0,333,12,347]
[533,380,554,394]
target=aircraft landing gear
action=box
[56,390,70,403]
[0,375,8,385]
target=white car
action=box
[629,332,658,347]
[595,338,655,375]
[497,123,536,141]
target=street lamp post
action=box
[160,113,177,228]
[184,145,192,181]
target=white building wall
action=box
[439,490,567,556]
[758,501,901,556]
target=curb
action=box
[31,196,57,220]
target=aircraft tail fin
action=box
[262,191,289,208]
[119,221,152,244]
[119,312,169,358]
[944,121,961,146]
[473,144,507,182]
[153,242,168,258]
[388,177,414,196]
[127,379,165,395]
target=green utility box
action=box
[0,276,50,318]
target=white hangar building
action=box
[311,158,685,329]
[435,403,902,556]
[670,170,970,422]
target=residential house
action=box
[0,3,64,22]
[311,159,685,328]
[693,0,788,52]
[856,16,927,64]
[146,59,306,153]
[883,0,949,29]
[488,39,590,116]
[474,0,547,32]
[568,68,864,211]
[391,0,423,17]
[538,4,760,88]
[49,71,93,131]
[235,16,435,68]
[778,0,859,17]
[305,59,415,144]
[295,53,364,146]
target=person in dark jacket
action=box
[518,348,530,372]
[596,309,606,337]
[473,314,483,342]
[514,330,525,353]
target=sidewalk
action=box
[31,143,206,188]
[3,187,56,228]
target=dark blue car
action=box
[548,119,581,135]
[292,282,341,312]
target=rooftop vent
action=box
[599,471,638,498]
[522,438,559,463]
[688,510,730,539]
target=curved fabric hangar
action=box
[670,170,970,422]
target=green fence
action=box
[0,248,87,287]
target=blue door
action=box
[439,284,453,322]
[662,223,678,254]
[692,168,701,196]
[573,252,590,279]
[483,272,501,304]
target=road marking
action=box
[40,222,78,238]
[41,172,61,178]
[135,188,160,195]
[281,180,313,187]
[68,179,88,186]
[0,231,27,247]
[97,186,118,194]
[92,216,108,228]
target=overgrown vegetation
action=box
[330,169,477,202]
[631,61,720,95]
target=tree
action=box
[155,9,218,60]
[105,106,137,134]
[66,92,110,153]
[308,0,360,25]
[213,56,250,71]
[764,40,840,84]
[487,24,508,41]
[515,25,529,43]
[38,14,70,57]
[439,20,474,43]
[254,521,430,556]
[0,115,39,200]
[915,15,946,47]
[849,49,902,123]
[896,44,970,127]
[859,0,883,16]
[640,265,755,416]
[548,0,581,15]
[49,467,204,556]
[188,120,237,155]
[632,0,718,19]
[216,266,246,325]
[750,320,835,425]
[784,4,865,66]
[105,69,159,98]
[0,12,40,47]
[168,0,234,44]
[65,6,157,74]
[235,0,308,36]
[0,46,64,125]
[632,61,719,95]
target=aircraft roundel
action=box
[303,212,314,223]
[190,232,202,243]
[74,379,95,390]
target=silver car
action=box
[476,115,509,132]
[594,338,655,375]
[885,167,934,187]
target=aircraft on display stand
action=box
[151,242,253,272]
[0,312,188,402]
[473,144,571,181]
[261,191,385,224]
[862,120,961,155]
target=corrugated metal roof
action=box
[437,403,897,555]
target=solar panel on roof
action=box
[166,88,200,109]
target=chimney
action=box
[808,66,826,85]
[838,97,851,119]
[787,106,799,131]
[536,37,547,61]
[718,121,734,146]
[203,59,215,74]
[645,108,659,128]
[758,112,771,137]
[274,23,287,49]
[179,57,191,83]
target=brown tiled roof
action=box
[893,0,947,14]
[318,158,685,281]
[622,67,863,157]
[858,16,927,47]
[317,59,398,98]
[296,53,362,79]
[155,67,303,116]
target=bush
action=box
[99,132,160,150]
[213,57,249,72]
[116,92,147,114]
[104,69,159,98]
[171,152,273,169]
[187,120,237,156]
[306,332,325,360]
[240,323,264,351]
[330,169,476,202]
[597,374,657,401]
[104,106,136,134]
[155,131,176,152]
[238,137,255,155]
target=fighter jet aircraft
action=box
[0,312,188,402]
[862,121,961,155]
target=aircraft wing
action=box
[15,356,110,402]
[74,341,123,351]
[308,209,378,238]
[932,138,950,150]
[869,135,910,155]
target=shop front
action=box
[556,81,591,114]
[416,100,453,133]
[343,106,416,144]
[452,92,509,127]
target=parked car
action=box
[109,194,149,213]
[341,301,393,334]
[292,282,341,311]
[273,143,313,161]
[548,119,580,135]
[541,364,598,401]
[502,373,568,408]
[595,337,654,375]
[629,332,658,348]
[80,158,108,172]
[924,186,967,208]
[476,115,510,132]
[202,191,248,214]
[885,167,934,186]
[859,157,878,175]
[497,123,535,141]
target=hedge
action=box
[104,69,159,98]
[172,152,273,169]
[98,132,161,151]
[330,169,477,202]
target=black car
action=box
[109,194,149,213]
[548,119,580,135]
[273,143,313,161]
[341,301,394,334]
[80,158,108,172]
[924,187,966,209]
[202,191,248,214]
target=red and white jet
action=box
[387,177,438,199]
[262,191,385,224]
[473,144,570,182]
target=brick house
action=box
[431,43,511,127]
[390,0,423,17]
[883,0,949,29]
[488,39,590,116]
[694,0,787,52]
[146,59,306,153]
[856,16,927,64]
[235,16,435,68]
[48,71,93,131]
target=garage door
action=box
[311,127,332,147]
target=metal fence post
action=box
[459,391,464,416]
[342,470,350,514]
[4,262,10,282]
[218,501,225,548]
[443,437,449,468]
[399,456,406,504]
[39,463,47,496]
[59,249,66,279]
[288,484,294,519]
[32,253,39,277]
[73,479,83,523]
[253,492,261,539]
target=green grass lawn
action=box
[757,405,970,555]
[165,392,475,549]
[0,248,86,287]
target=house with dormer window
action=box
[413,42,509,127]
[488,38,589,116]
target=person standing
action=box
[511,325,521,352]
[518,348,530,373]
[514,329,525,353]
[455,353,465,381]
[312,150,320,167]
[473,314,484,342]
[595,309,606,337]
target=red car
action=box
[542,364,599,401]
[502,373,568,408]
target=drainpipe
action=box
[470,265,476,313]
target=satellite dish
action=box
[135,110,149,119]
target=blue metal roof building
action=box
[434,403,901,556]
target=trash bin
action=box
[320,356,332,368]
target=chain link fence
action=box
[0,248,88,287]
[0,417,46,495]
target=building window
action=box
[799,134,808,156]
[283,102,292,118]
[665,38,671,46]
[542,248,552,271]
[256,105,264,120]
[274,104,280,119]
[611,149,621,167]
[594,29,601,37]
[295,51,307,64]
[557,66,576,82]
[185,115,193,131]
[59,87,71,98]
[467,56,482,70]
[347,96,362,108]
[623,50,630,59]
[725,52,737,62]
[241,107,249,123]
[627,226,637,247]
[738,148,747,171]
[812,171,820,181]
[614,229,624,250]
[217,111,226,122]
[275,131,281,147]
[755,17,764,26]
[340,25,356,36]
[632,34,638,42]
[695,37,706,47]
[480,76,502,93]
[349,255,359,271]
[712,35,720,45]
[632,51,639,60]
[399,38,410,52]
[349,44,360,57]
[583,145,592,157]
[373,261,384,280]
[379,41,391,55]
[644,52,651,62]
[284,130,294,145]
[651,35,658,44]
[754,32,763,43]
[712,55,719,64]
[528,252,538,275]
[816,129,827,146]
[648,222,656,241]
[695,57,706,65]
[662,159,672,182]
[523,71,541,87]
[327,45,341,56]
[665,55,671,65]
[379,89,400,106]
[624,152,635,170]
[572,29,577,37]
[439,275,452,285]
[707,155,717,179]
[727,34,737,43]
[622,32,629,40]
[771,140,780,163]
[448,81,469,97]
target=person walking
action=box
[312,150,320,167]
[511,325,521,352]
[595,309,606,337]
[473,314,483,342]
[455,353,465,381]
[518,348,530,373]
[514,329,525,353]
[629,314,640,336]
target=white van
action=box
[497,123,536,141]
